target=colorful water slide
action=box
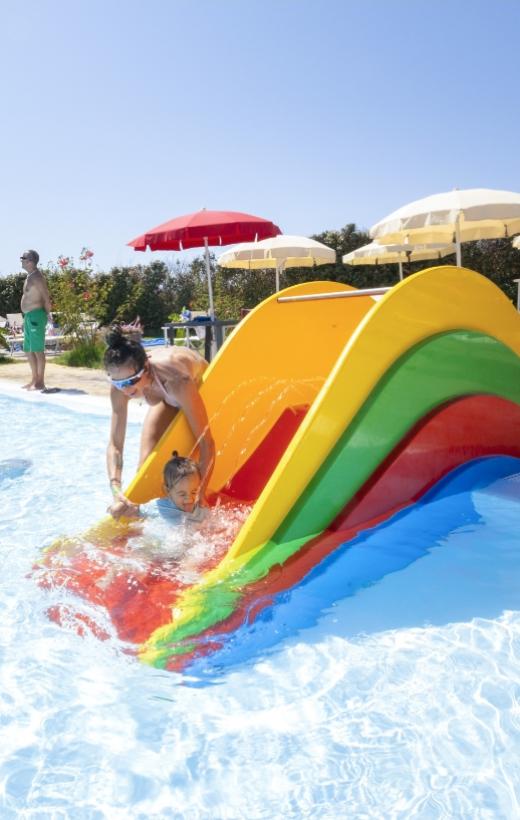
[136,265,520,669]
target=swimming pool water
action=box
[1,392,519,818]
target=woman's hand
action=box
[107,491,140,520]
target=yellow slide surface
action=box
[126,280,378,504]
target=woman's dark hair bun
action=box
[103,324,146,369]
[171,450,179,458]
[105,325,126,349]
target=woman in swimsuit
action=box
[104,326,215,520]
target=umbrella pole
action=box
[455,215,462,267]
[275,263,281,292]
[204,237,215,319]
[398,260,403,281]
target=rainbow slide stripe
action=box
[38,266,520,669]
[127,265,520,670]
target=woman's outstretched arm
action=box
[106,387,139,519]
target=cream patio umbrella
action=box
[343,241,455,281]
[370,188,520,267]
[217,234,336,291]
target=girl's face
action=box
[107,360,152,399]
[168,473,200,512]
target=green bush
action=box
[56,340,105,369]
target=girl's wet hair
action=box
[104,325,147,370]
[163,450,201,491]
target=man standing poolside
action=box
[20,249,52,391]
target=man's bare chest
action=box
[23,275,39,295]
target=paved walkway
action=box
[0,360,109,396]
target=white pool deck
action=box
[0,377,148,421]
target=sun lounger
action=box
[6,313,23,333]
[5,314,23,353]
[44,326,67,352]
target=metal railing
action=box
[277,287,391,303]
[162,319,239,361]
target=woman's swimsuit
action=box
[152,371,180,408]
[150,359,206,408]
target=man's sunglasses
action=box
[108,367,146,390]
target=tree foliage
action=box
[0,273,25,316]
[1,228,519,333]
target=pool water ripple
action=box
[1,393,520,817]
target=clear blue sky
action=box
[1,0,519,276]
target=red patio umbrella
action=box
[128,209,282,317]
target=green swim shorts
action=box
[23,308,48,353]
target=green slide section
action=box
[266,330,520,554]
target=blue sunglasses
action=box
[108,366,146,390]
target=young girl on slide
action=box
[154,451,209,526]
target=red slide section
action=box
[220,405,309,502]
[333,394,520,532]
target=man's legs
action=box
[22,352,38,389]
[34,351,46,390]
